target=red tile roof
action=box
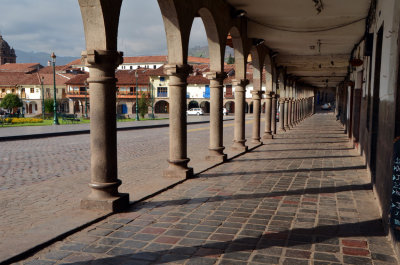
[0,63,42,73]
[187,75,210,85]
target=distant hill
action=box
[189,45,234,61]
[15,49,78,66]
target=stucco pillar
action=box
[295,99,299,124]
[164,64,193,179]
[251,90,264,144]
[206,72,227,162]
[271,93,277,134]
[263,91,273,139]
[279,97,286,131]
[284,98,290,130]
[232,79,249,152]
[80,50,129,212]
[287,98,293,128]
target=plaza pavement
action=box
[0,115,251,264]
[14,112,399,265]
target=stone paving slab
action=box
[11,113,399,264]
[0,118,256,264]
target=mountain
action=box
[15,49,78,66]
[188,45,234,61]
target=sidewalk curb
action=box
[0,118,235,142]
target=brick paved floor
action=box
[15,113,399,265]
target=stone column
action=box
[251,90,264,144]
[279,97,286,132]
[206,72,227,162]
[271,92,277,135]
[284,98,290,130]
[232,79,249,152]
[291,99,295,126]
[68,100,74,114]
[80,50,129,212]
[312,96,315,114]
[263,91,273,139]
[163,64,193,179]
[287,97,293,128]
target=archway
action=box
[155,100,169,113]
[225,101,235,113]
[200,101,210,113]
[188,100,199,109]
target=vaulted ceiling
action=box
[226,0,371,88]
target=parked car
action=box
[187,108,204,115]
[321,103,331,110]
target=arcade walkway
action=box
[19,113,398,265]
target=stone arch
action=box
[264,54,273,92]
[158,0,188,64]
[224,101,235,113]
[196,7,224,72]
[155,100,169,113]
[228,26,246,80]
[188,100,199,109]
[79,0,122,51]
[200,101,210,113]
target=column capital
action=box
[232,79,249,87]
[81,50,123,67]
[251,90,264,99]
[205,71,227,81]
[279,97,286,104]
[164,64,193,78]
[265,91,273,99]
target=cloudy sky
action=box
[0,0,207,57]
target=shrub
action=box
[5,117,44,124]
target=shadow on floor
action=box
[64,218,385,265]
[130,182,372,211]
[199,165,367,178]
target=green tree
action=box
[0,93,22,113]
[227,54,235,64]
[44,98,54,113]
[138,92,150,119]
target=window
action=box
[1,89,5,93]
[157,87,168,97]
[30,88,34,93]
[130,66,133,70]
[160,77,165,82]
[153,65,156,69]
[12,89,15,93]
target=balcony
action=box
[224,92,234,99]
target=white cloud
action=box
[0,0,207,57]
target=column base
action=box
[231,140,248,152]
[284,126,290,130]
[206,153,227,163]
[280,128,286,132]
[262,132,273,139]
[251,137,262,144]
[164,167,193,179]
[163,158,194,179]
[81,193,129,212]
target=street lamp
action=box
[135,70,139,121]
[41,76,45,120]
[51,52,59,125]
[84,80,88,118]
